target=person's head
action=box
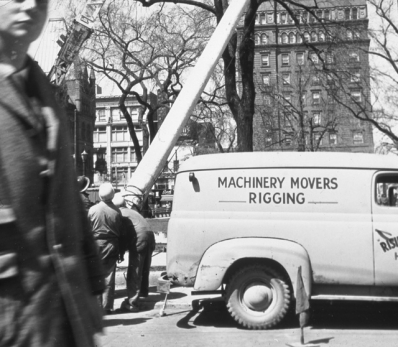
[99,182,115,202]
[0,0,49,47]
[112,193,125,208]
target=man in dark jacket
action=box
[113,193,156,312]
[88,183,123,314]
[0,1,104,346]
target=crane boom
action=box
[48,0,106,85]
[125,0,251,199]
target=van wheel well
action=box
[223,258,292,292]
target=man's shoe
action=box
[120,299,139,312]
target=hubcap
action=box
[242,282,273,311]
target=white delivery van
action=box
[166,152,398,329]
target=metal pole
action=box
[126,0,250,196]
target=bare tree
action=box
[256,62,342,152]
[84,0,213,162]
[131,0,345,152]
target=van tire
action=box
[226,264,290,329]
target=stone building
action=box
[93,94,158,187]
[65,59,97,181]
[249,0,374,152]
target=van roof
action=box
[178,152,398,172]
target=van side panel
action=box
[194,238,311,296]
[168,168,374,288]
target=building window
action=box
[281,53,290,66]
[324,10,330,21]
[345,8,351,20]
[261,54,270,67]
[329,133,337,145]
[112,126,129,142]
[297,52,304,65]
[353,132,364,144]
[313,112,321,125]
[282,73,290,85]
[281,12,287,24]
[300,11,308,24]
[263,95,272,105]
[312,91,321,104]
[262,74,270,86]
[255,13,260,24]
[94,127,106,143]
[260,13,266,24]
[97,108,106,122]
[346,30,353,40]
[284,135,292,146]
[319,31,325,42]
[289,32,296,44]
[311,31,318,42]
[296,33,302,43]
[349,52,360,63]
[261,34,268,44]
[267,12,273,23]
[350,70,361,83]
[111,107,123,121]
[326,73,334,85]
[310,52,319,64]
[352,8,358,20]
[304,32,310,42]
[300,93,306,105]
[283,93,291,105]
[327,92,335,104]
[130,148,138,162]
[351,90,362,102]
[326,52,334,64]
[314,133,322,145]
[312,75,320,85]
[111,147,128,163]
[353,31,360,39]
[255,35,260,45]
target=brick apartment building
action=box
[248,0,374,153]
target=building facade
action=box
[93,94,158,187]
[250,0,374,153]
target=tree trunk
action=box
[217,0,258,152]
[119,94,142,163]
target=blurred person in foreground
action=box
[113,192,156,312]
[88,183,123,314]
[0,1,104,346]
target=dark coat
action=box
[0,59,103,347]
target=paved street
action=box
[96,283,398,347]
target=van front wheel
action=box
[226,265,290,329]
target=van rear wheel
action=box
[226,264,290,329]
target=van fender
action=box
[194,238,312,298]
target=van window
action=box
[375,173,398,207]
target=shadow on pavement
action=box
[103,317,152,327]
[309,300,398,330]
[115,285,188,311]
[176,299,398,331]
